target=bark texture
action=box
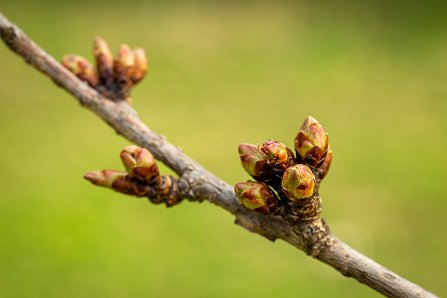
[0,13,437,298]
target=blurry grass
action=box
[1,1,446,297]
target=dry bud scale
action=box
[235,116,331,221]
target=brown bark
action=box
[0,13,437,298]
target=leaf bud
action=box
[83,170,149,196]
[130,48,147,84]
[234,181,278,214]
[294,116,328,167]
[260,140,296,173]
[120,146,159,185]
[61,54,99,87]
[93,36,114,84]
[238,143,269,180]
[281,164,316,201]
[114,44,135,86]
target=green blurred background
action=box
[1,1,446,297]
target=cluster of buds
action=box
[61,36,147,101]
[235,116,332,221]
[84,146,184,207]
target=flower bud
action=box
[120,146,159,185]
[130,48,147,84]
[238,143,269,180]
[260,140,296,172]
[61,54,99,87]
[83,170,149,196]
[93,36,114,84]
[318,146,333,180]
[234,181,278,214]
[294,116,328,167]
[114,44,135,86]
[281,164,316,201]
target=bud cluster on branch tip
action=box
[235,116,332,221]
[84,146,184,207]
[62,36,148,101]
[234,181,278,214]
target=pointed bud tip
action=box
[129,48,148,84]
[302,116,318,126]
[83,170,127,188]
[94,36,110,53]
[83,171,102,184]
[261,140,286,158]
[295,116,328,167]
[238,143,259,155]
[94,35,105,44]
[117,44,135,67]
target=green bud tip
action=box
[238,143,268,178]
[120,146,159,184]
[83,170,127,188]
[281,164,316,201]
[294,116,328,167]
[234,181,277,214]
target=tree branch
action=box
[0,13,437,298]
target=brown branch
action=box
[0,13,437,298]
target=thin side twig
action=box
[0,13,437,298]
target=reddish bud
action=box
[294,116,328,167]
[130,48,147,84]
[93,36,114,84]
[238,143,269,180]
[83,169,149,197]
[281,164,316,201]
[234,181,278,214]
[112,44,135,99]
[260,140,296,172]
[114,44,134,82]
[120,146,159,184]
